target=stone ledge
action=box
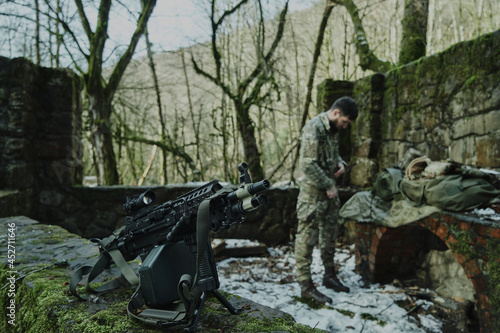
[0,216,324,333]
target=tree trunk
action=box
[235,103,264,182]
[398,0,430,65]
[35,0,40,65]
[144,27,168,183]
[88,94,119,185]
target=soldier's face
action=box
[331,116,351,129]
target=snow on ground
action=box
[215,239,443,333]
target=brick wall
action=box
[351,211,500,333]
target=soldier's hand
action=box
[326,184,338,199]
[334,163,345,178]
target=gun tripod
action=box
[184,289,243,332]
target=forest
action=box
[1,0,499,186]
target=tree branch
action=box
[332,0,394,72]
[239,1,289,97]
[191,55,237,100]
[106,0,157,99]
[74,0,93,40]
[122,133,197,173]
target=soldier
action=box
[295,96,358,304]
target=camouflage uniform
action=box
[295,111,346,283]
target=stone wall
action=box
[317,30,500,187]
[0,56,82,217]
[38,184,301,245]
[317,31,500,333]
[0,216,320,333]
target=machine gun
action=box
[117,171,269,261]
[69,162,270,332]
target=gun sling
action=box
[69,234,139,301]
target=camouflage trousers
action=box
[294,193,340,283]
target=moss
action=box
[0,264,149,333]
[361,312,387,326]
[199,293,320,332]
[486,238,500,332]
[1,264,323,333]
[448,225,475,259]
[464,76,477,88]
[212,313,317,333]
[31,236,64,245]
[447,224,500,332]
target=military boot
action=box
[323,267,350,293]
[300,279,332,304]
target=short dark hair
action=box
[331,96,358,121]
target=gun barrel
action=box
[251,195,268,208]
[246,179,270,195]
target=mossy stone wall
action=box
[321,30,500,187]
[0,56,83,217]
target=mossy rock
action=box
[0,216,325,333]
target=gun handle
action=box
[196,242,219,291]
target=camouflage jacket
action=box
[299,112,346,193]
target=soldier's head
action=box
[328,96,358,129]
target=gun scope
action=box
[123,190,155,214]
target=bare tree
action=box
[331,0,430,70]
[192,0,289,181]
[144,25,168,183]
[56,0,157,185]
[181,49,205,180]
[331,0,394,72]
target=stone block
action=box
[476,134,500,168]
[407,129,425,143]
[484,110,500,133]
[353,138,373,157]
[449,137,478,165]
[349,157,378,187]
[316,79,354,112]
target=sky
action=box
[0,0,316,68]
[131,0,315,52]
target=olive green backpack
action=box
[399,174,500,211]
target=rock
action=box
[0,216,325,333]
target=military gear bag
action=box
[399,172,500,212]
[372,168,404,201]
